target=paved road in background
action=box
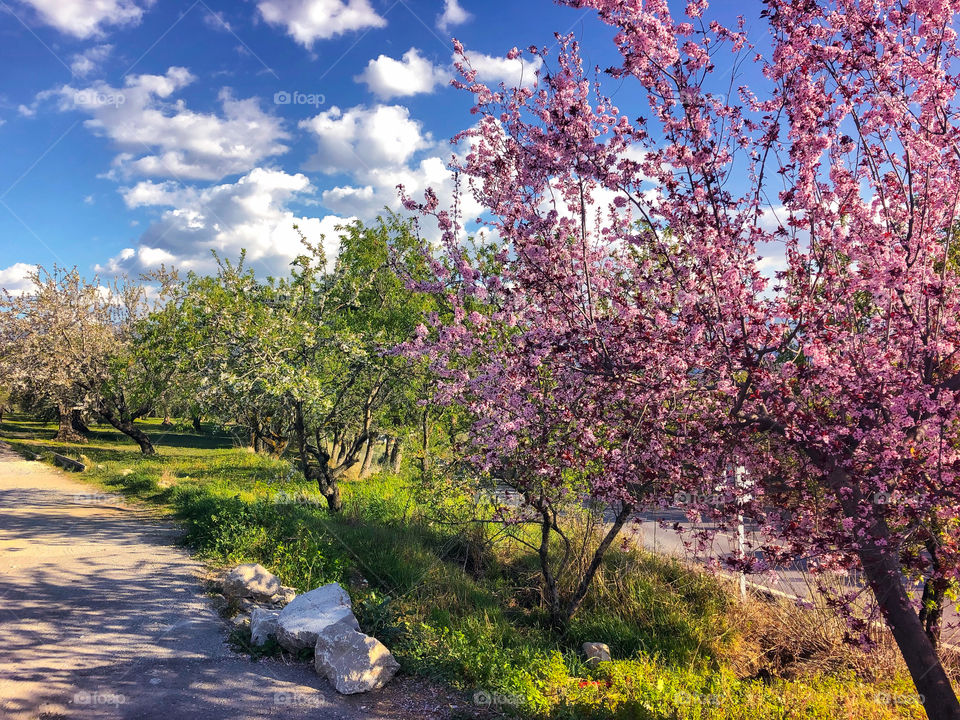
[491,485,960,648]
[627,507,960,648]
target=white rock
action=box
[222,563,280,603]
[582,642,611,667]
[250,608,280,646]
[269,585,297,607]
[314,619,400,694]
[276,582,358,652]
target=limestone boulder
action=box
[222,563,280,603]
[314,619,400,694]
[250,608,280,646]
[582,642,612,667]
[276,582,358,652]
[269,585,297,607]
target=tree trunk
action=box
[420,409,431,474]
[96,404,155,455]
[192,414,203,434]
[919,537,946,648]
[381,436,395,465]
[330,431,343,465]
[123,422,156,455]
[919,577,945,648]
[71,409,90,434]
[858,531,960,719]
[292,401,342,513]
[55,404,87,443]
[534,501,563,628]
[563,503,633,622]
[359,438,375,477]
[322,477,343,512]
[390,439,403,473]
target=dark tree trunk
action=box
[919,537,946,648]
[819,463,960,719]
[250,412,265,453]
[563,503,633,622]
[381,436,395,465]
[123,422,156,455]
[192,414,203,434]
[323,479,343,513]
[330,431,343,465]
[390,438,403,473]
[96,403,155,455]
[71,409,90,434]
[919,578,945,648]
[338,435,356,466]
[761,436,960,717]
[55,404,87,443]
[359,439,375,477]
[858,539,959,719]
[534,500,562,627]
[292,402,343,513]
[530,495,633,630]
[420,409,431,474]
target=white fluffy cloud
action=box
[103,168,351,275]
[0,263,36,295]
[437,0,470,33]
[70,44,113,77]
[257,0,386,47]
[14,0,150,38]
[42,67,288,180]
[299,104,432,174]
[294,101,487,242]
[355,48,449,99]
[754,205,798,279]
[320,155,482,223]
[461,49,542,88]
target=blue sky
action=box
[0,0,756,290]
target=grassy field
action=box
[0,415,932,719]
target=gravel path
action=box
[0,443,459,720]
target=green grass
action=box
[0,414,928,719]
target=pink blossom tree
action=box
[406,1,960,716]
[400,38,735,627]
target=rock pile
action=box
[219,566,399,694]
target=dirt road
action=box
[0,444,453,719]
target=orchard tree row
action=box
[0,216,442,508]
